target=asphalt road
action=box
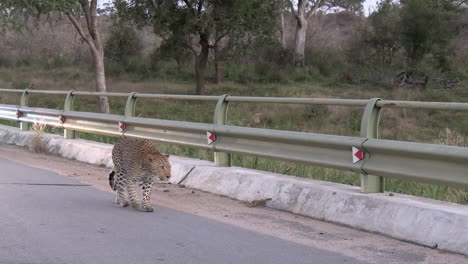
[0,158,367,264]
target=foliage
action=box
[0,0,78,31]
[326,0,365,13]
[399,0,460,64]
[287,0,364,13]
[104,15,143,73]
[115,0,281,94]
[1,0,467,88]
[155,31,192,72]
[364,0,401,65]
[115,0,279,55]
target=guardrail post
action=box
[64,90,75,139]
[19,89,30,131]
[125,92,137,117]
[213,94,231,167]
[360,98,384,193]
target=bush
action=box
[104,21,143,76]
[0,53,14,67]
[305,47,347,78]
[399,0,458,64]
[157,34,192,73]
[13,80,33,89]
[363,0,401,66]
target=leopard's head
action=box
[146,153,171,181]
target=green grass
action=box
[1,66,467,204]
[0,120,19,127]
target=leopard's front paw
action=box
[119,201,129,207]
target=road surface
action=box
[0,158,363,264]
[0,144,466,264]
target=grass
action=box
[0,65,467,204]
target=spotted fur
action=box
[110,137,171,212]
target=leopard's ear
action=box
[146,155,154,163]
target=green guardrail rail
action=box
[1,89,467,193]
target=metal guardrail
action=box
[0,89,467,193]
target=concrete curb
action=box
[1,124,467,255]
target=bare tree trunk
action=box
[280,11,287,49]
[195,35,210,95]
[213,45,223,84]
[294,16,307,67]
[94,52,110,113]
[175,58,182,73]
[194,56,204,95]
[288,0,324,67]
[66,0,109,113]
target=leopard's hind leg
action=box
[115,169,129,207]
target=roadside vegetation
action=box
[0,0,467,204]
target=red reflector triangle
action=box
[209,134,216,141]
[119,122,126,132]
[352,147,364,163]
[354,150,363,160]
[207,131,216,144]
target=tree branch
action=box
[78,0,92,34]
[197,0,204,15]
[89,0,100,45]
[187,42,197,57]
[214,32,227,46]
[306,0,325,21]
[77,0,102,53]
[65,12,97,55]
[287,0,297,17]
[90,0,98,25]
[182,0,196,15]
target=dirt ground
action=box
[0,143,467,264]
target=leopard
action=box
[109,137,171,212]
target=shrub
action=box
[305,47,347,78]
[104,21,143,75]
[13,81,33,89]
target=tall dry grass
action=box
[30,121,47,153]
[436,128,468,204]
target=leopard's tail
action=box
[109,171,116,191]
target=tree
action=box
[287,0,364,67]
[208,0,279,85]
[399,0,459,64]
[156,32,191,73]
[116,0,279,95]
[105,15,142,72]
[365,0,401,65]
[0,0,110,113]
